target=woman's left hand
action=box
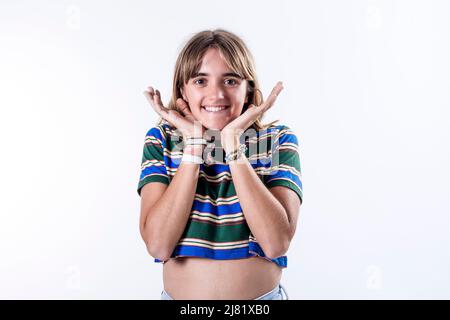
[221,81,284,153]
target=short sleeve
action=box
[137,126,170,196]
[264,126,303,204]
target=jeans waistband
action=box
[161,283,289,300]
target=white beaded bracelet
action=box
[181,153,204,164]
[185,138,207,145]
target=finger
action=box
[143,90,162,113]
[143,88,170,119]
[152,89,171,115]
[246,103,257,113]
[153,89,163,106]
[243,104,259,128]
[176,98,195,121]
[143,89,157,109]
[232,104,261,130]
[175,99,203,137]
[143,87,155,102]
[261,81,284,111]
[144,88,194,130]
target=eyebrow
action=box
[192,72,243,79]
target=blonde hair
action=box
[156,28,279,131]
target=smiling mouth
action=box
[202,105,230,112]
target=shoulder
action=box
[262,124,300,146]
[144,123,180,145]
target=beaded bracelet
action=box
[181,153,204,164]
[185,137,207,146]
[225,144,247,163]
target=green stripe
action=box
[137,175,169,195]
[195,195,237,204]
[142,143,164,162]
[183,220,251,242]
[266,179,303,204]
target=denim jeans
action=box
[160,283,289,300]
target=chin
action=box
[195,116,228,131]
[202,122,226,131]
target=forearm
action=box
[228,155,291,258]
[144,148,202,260]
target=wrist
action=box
[221,135,241,154]
[225,143,247,163]
[183,145,205,157]
[181,153,203,164]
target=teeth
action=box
[203,105,228,112]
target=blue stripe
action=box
[276,131,298,146]
[146,127,166,146]
[163,158,286,172]
[192,200,242,215]
[253,125,284,137]
[159,124,284,138]
[266,171,303,190]
[154,242,287,268]
[140,166,167,180]
[248,241,287,267]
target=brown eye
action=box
[225,79,237,85]
[194,78,205,85]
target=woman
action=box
[138,29,303,300]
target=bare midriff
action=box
[163,256,283,300]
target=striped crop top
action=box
[137,123,303,268]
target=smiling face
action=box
[180,48,249,131]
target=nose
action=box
[207,82,225,99]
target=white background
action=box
[0,0,449,299]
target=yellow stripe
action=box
[141,159,165,170]
[139,173,169,182]
[190,214,245,224]
[261,164,301,177]
[166,165,300,182]
[178,238,250,250]
[190,211,245,224]
[194,194,239,205]
[145,136,163,146]
[266,177,303,190]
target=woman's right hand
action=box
[143,86,206,156]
